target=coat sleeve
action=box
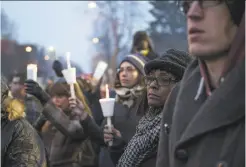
[156,84,180,167]
[4,120,47,167]
[42,102,87,140]
[80,115,105,145]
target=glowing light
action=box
[25,46,32,52]
[48,46,55,52]
[88,2,97,8]
[44,55,50,60]
[92,37,99,44]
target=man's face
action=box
[10,77,25,98]
[119,62,139,88]
[136,40,149,51]
[186,1,238,58]
[146,70,176,107]
[52,95,69,111]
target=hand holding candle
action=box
[99,84,115,146]
[27,64,38,81]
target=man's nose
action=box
[187,1,203,21]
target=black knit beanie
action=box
[226,0,245,26]
[144,49,192,81]
[120,54,148,75]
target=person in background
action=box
[131,31,158,60]
[26,79,100,167]
[156,1,245,167]
[1,75,47,167]
[53,59,104,126]
[100,54,149,167]
[106,49,191,167]
[9,72,43,125]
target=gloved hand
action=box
[25,80,50,105]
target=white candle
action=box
[27,64,38,81]
[105,84,109,98]
[66,52,71,69]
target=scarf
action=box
[117,107,162,167]
[115,85,145,108]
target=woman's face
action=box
[52,95,69,111]
[119,62,139,88]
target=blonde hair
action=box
[74,83,92,116]
[3,97,25,121]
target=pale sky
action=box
[1,1,153,73]
[2,1,95,72]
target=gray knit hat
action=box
[144,49,192,81]
[120,54,147,75]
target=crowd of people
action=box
[1,1,245,167]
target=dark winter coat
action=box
[25,95,43,126]
[99,95,148,167]
[41,102,102,167]
[1,113,47,167]
[156,57,245,167]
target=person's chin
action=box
[148,99,159,106]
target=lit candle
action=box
[105,84,109,98]
[66,52,71,69]
[27,64,38,81]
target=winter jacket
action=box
[156,57,245,167]
[1,110,47,167]
[40,102,102,167]
[25,95,43,126]
[99,94,148,167]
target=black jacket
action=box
[1,115,47,167]
[99,95,148,167]
[156,59,245,167]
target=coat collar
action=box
[176,59,245,147]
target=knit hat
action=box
[226,0,245,26]
[120,54,148,75]
[144,49,192,81]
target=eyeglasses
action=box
[181,0,223,14]
[144,76,177,87]
[117,67,137,74]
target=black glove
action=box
[25,80,50,105]
[52,60,64,77]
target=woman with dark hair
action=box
[100,54,149,167]
[131,31,158,60]
[25,79,100,167]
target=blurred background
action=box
[1,1,187,86]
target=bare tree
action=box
[1,9,17,40]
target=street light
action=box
[44,55,50,60]
[92,37,99,44]
[88,1,97,9]
[25,46,32,52]
[48,46,55,52]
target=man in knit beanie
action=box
[157,1,245,167]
